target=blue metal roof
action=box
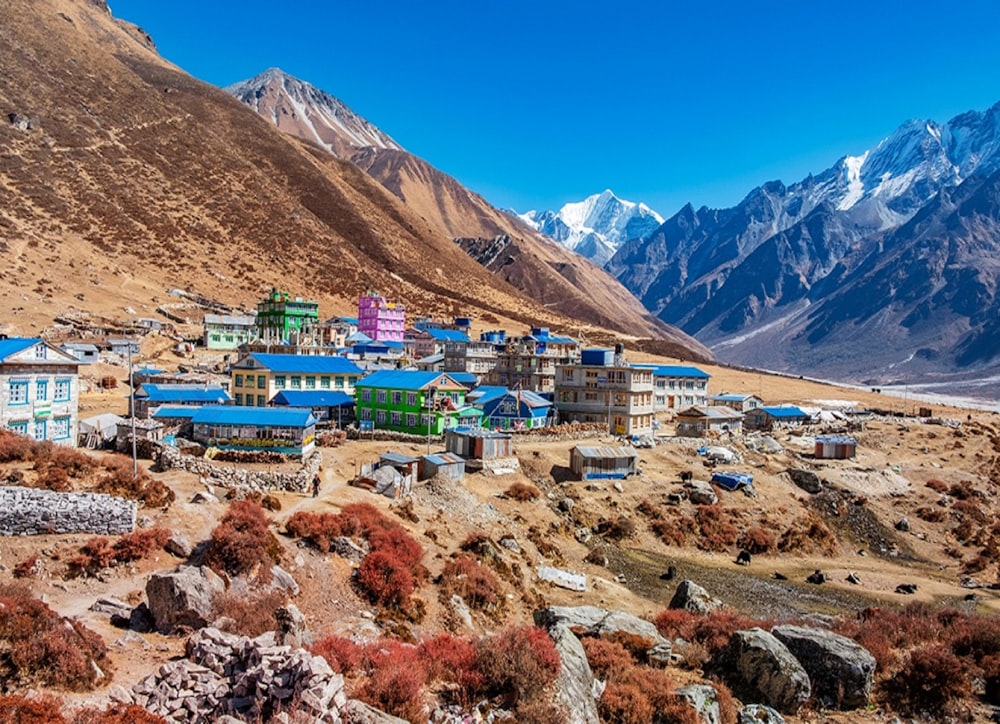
[271,390,354,407]
[467,386,509,404]
[247,354,363,375]
[446,372,478,386]
[711,393,754,402]
[652,365,711,379]
[357,370,462,391]
[152,406,201,419]
[344,331,372,344]
[190,405,316,427]
[352,340,404,353]
[526,332,577,344]
[139,384,231,403]
[761,406,808,418]
[424,328,470,342]
[815,435,857,444]
[135,367,165,375]
[0,337,41,361]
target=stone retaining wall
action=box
[0,485,136,536]
[157,445,320,493]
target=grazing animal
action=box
[660,566,677,581]
[965,593,979,602]
[736,550,752,566]
[680,470,693,483]
[806,570,827,585]
[773,571,788,581]
[858,607,882,622]
[895,583,918,595]
[846,572,861,585]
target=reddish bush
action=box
[885,645,972,717]
[337,502,396,539]
[651,517,689,547]
[477,626,560,704]
[358,657,427,724]
[654,608,765,656]
[694,506,738,552]
[598,682,653,724]
[653,608,701,641]
[357,550,415,608]
[285,511,343,551]
[458,532,494,556]
[37,464,71,491]
[439,555,502,611]
[211,588,287,637]
[112,527,169,562]
[0,694,66,724]
[778,514,839,555]
[581,637,635,680]
[206,500,281,582]
[96,457,174,508]
[616,667,693,722]
[13,555,40,579]
[368,525,425,580]
[925,478,949,492]
[418,634,483,701]
[596,516,636,541]
[66,537,117,578]
[0,429,37,462]
[70,704,167,723]
[506,482,540,501]
[637,498,661,519]
[915,506,946,522]
[604,631,655,664]
[312,635,364,674]
[736,526,776,555]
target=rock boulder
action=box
[771,625,876,709]
[708,628,810,714]
[669,580,723,615]
[146,565,225,632]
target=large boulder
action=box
[707,628,810,714]
[786,469,822,494]
[548,624,600,724]
[771,625,876,709]
[534,606,666,645]
[146,565,225,632]
[689,480,719,505]
[676,684,723,724]
[669,580,723,615]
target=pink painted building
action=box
[357,291,406,342]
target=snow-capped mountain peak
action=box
[513,190,663,265]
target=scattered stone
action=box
[709,628,810,714]
[330,536,368,562]
[574,527,592,544]
[165,533,192,558]
[8,112,32,131]
[787,469,822,494]
[190,491,219,504]
[146,565,225,632]
[738,703,785,723]
[558,497,575,513]
[450,594,474,630]
[90,596,133,619]
[613,482,624,493]
[676,684,722,724]
[895,583,918,595]
[275,604,306,647]
[689,480,719,505]
[669,580,723,615]
[646,641,674,668]
[894,517,910,532]
[341,699,409,723]
[537,565,587,592]
[846,572,861,585]
[498,535,520,553]
[269,565,300,596]
[772,625,875,709]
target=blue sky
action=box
[112,1,1000,217]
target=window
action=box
[376,390,387,404]
[52,417,70,440]
[290,376,301,389]
[359,408,372,421]
[305,376,316,389]
[235,393,243,405]
[33,344,46,359]
[54,378,71,401]
[320,376,330,389]
[335,376,345,389]
[499,399,517,414]
[376,410,387,425]
[8,380,28,405]
[8,421,28,435]
[420,413,432,427]
[405,413,417,427]
[256,395,265,406]
[274,376,286,389]
[34,420,46,441]
[391,391,402,405]
[390,411,402,426]
[361,389,372,403]
[235,374,244,387]
[406,392,417,407]
[35,379,48,401]
[257,376,266,389]
[211,334,221,342]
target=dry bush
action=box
[915,506,946,523]
[357,551,415,609]
[884,645,972,717]
[778,514,839,556]
[506,482,540,501]
[0,430,37,462]
[355,640,428,723]
[581,637,635,680]
[949,481,977,500]
[439,554,503,611]
[833,602,948,672]
[653,608,766,656]
[311,635,363,674]
[509,700,565,724]
[111,527,170,562]
[736,526,776,554]
[925,478,949,492]
[616,667,695,723]
[206,500,281,582]
[604,631,655,664]
[367,526,425,581]
[0,693,66,724]
[228,489,283,511]
[70,703,167,723]
[285,511,343,551]
[96,456,174,508]
[597,516,636,541]
[598,682,653,724]
[211,588,287,637]
[952,499,989,523]
[694,506,739,552]
[13,555,40,579]
[477,626,561,705]
[68,528,170,577]
[0,583,110,690]
[418,634,483,703]
[458,532,493,555]
[651,517,689,547]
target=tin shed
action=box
[445,426,513,460]
[814,435,857,459]
[420,452,465,482]
[570,445,639,480]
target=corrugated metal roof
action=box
[450,426,511,439]
[357,370,464,391]
[467,386,509,404]
[380,451,419,465]
[424,329,470,342]
[423,452,464,465]
[190,405,315,427]
[0,337,41,361]
[271,390,354,407]
[573,446,639,459]
[815,435,857,444]
[247,354,363,375]
[761,406,808,418]
[204,314,255,325]
[138,384,230,403]
[152,406,201,419]
[446,372,478,385]
[710,393,755,402]
[653,365,711,379]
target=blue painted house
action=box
[745,405,812,431]
[190,405,317,456]
[473,387,553,430]
[271,389,355,426]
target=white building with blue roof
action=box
[0,337,81,445]
[132,383,231,418]
[189,405,317,456]
[229,353,364,407]
[639,364,712,411]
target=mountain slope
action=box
[610,102,1000,386]
[517,190,664,266]
[225,69,707,354]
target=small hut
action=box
[814,435,857,459]
[445,426,513,460]
[570,445,638,481]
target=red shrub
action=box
[96,457,174,508]
[358,657,427,724]
[439,554,502,611]
[211,588,287,637]
[311,635,364,674]
[695,506,738,552]
[0,429,37,462]
[0,694,66,724]
[925,478,949,492]
[885,645,972,717]
[506,482,541,501]
[476,626,560,704]
[13,555,40,579]
[598,682,654,724]
[357,550,414,608]
[112,527,169,562]
[736,526,776,555]
[337,502,396,539]
[651,517,689,547]
[598,516,636,541]
[285,511,343,551]
[368,525,424,579]
[418,634,483,700]
[653,608,701,641]
[206,500,280,582]
[604,631,655,663]
[70,704,167,723]
[778,514,839,555]
[616,667,691,721]
[915,506,946,522]
[653,608,765,655]
[581,637,635,680]
[66,537,117,578]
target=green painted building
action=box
[355,370,479,436]
[255,289,319,344]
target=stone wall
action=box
[157,445,320,493]
[0,485,135,536]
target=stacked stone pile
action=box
[158,446,320,493]
[0,485,135,535]
[119,627,348,722]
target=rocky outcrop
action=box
[787,469,822,494]
[689,480,719,505]
[708,628,810,714]
[676,684,723,724]
[669,580,723,615]
[545,624,600,724]
[0,485,135,536]
[534,605,666,646]
[146,565,225,632]
[771,625,876,709]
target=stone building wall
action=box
[0,485,135,536]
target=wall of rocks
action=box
[0,485,135,536]
[157,445,320,493]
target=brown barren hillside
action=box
[0,0,701,355]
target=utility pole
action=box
[128,339,137,479]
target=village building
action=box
[486,328,579,394]
[555,346,655,437]
[814,435,857,459]
[255,289,320,345]
[744,405,812,431]
[443,338,497,383]
[645,365,711,410]
[131,383,231,418]
[570,445,639,480]
[320,316,358,348]
[107,338,140,357]
[189,405,317,457]
[470,387,553,430]
[0,337,80,446]
[709,393,763,413]
[78,412,124,448]
[414,352,445,372]
[270,389,355,427]
[420,452,465,482]
[229,353,364,407]
[203,314,257,350]
[674,405,744,436]
[349,339,406,362]
[357,291,405,342]
[445,425,514,461]
[406,327,471,360]
[59,343,99,364]
[354,370,474,436]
